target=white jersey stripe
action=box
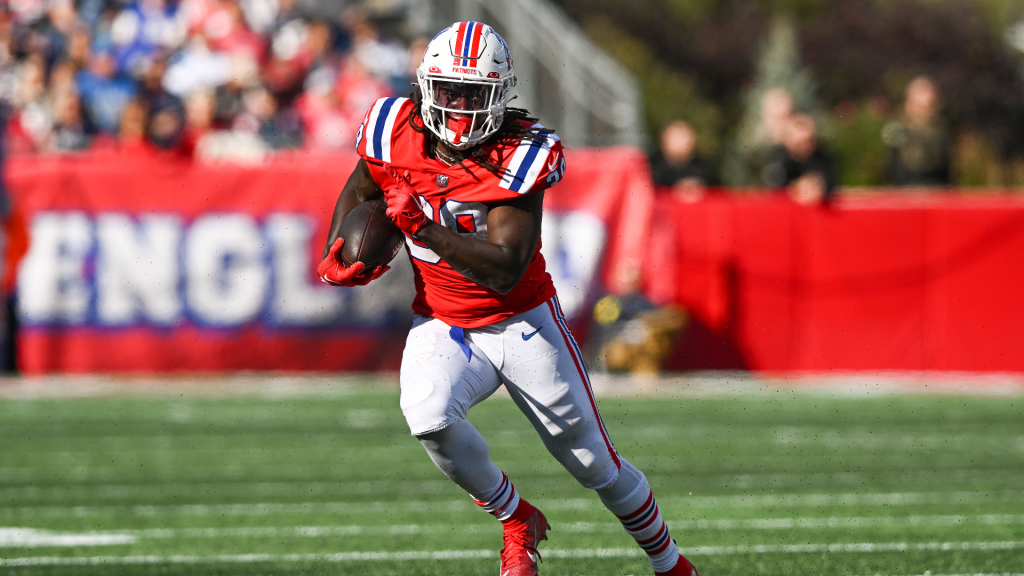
[517,140,554,194]
[379,99,406,163]
[363,97,408,163]
[364,101,385,160]
[499,142,530,189]
[499,124,559,194]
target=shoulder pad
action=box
[498,124,563,195]
[356,97,412,163]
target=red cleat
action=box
[499,502,550,576]
[655,554,699,576]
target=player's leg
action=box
[596,459,698,576]
[418,420,515,517]
[399,316,541,534]
[399,315,503,436]
[497,297,696,576]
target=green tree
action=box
[723,16,820,186]
[580,15,724,158]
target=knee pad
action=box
[596,458,648,507]
[400,368,460,436]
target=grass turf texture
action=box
[1,379,1023,575]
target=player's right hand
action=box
[384,165,430,236]
[317,238,389,287]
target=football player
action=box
[318,21,698,576]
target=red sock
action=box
[503,497,535,525]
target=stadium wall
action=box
[6,150,1024,374]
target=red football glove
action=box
[316,238,389,287]
[384,166,430,236]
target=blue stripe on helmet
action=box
[461,21,476,66]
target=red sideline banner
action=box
[648,192,1024,373]
[6,148,646,373]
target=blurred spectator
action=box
[148,97,185,151]
[37,0,80,67]
[199,0,265,61]
[294,65,350,151]
[261,9,315,104]
[76,0,114,29]
[333,55,388,118]
[66,24,93,69]
[882,75,951,186]
[49,67,91,151]
[8,0,48,25]
[139,55,185,150]
[8,55,51,152]
[212,59,253,122]
[233,84,302,149]
[726,86,797,187]
[588,260,687,375]
[650,120,716,202]
[181,88,214,155]
[405,35,428,86]
[1,0,411,161]
[758,88,794,149]
[162,34,233,96]
[762,113,838,205]
[349,18,407,94]
[117,97,152,153]
[77,42,137,135]
[109,0,187,77]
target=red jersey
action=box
[355,97,566,328]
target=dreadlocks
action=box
[407,89,553,179]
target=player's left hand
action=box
[384,165,430,236]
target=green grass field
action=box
[2,376,1023,576]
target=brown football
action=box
[337,198,406,269]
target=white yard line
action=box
[6,512,1021,549]
[668,513,1024,530]
[0,528,134,547]
[4,490,1023,519]
[2,541,1023,566]
[38,513,1020,540]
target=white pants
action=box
[399,296,622,489]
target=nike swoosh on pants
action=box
[521,327,542,340]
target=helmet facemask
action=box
[418,75,512,149]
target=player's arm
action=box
[322,158,384,258]
[316,159,388,287]
[414,191,543,294]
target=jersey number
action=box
[406,198,488,265]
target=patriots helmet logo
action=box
[436,174,449,189]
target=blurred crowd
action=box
[0,0,974,192]
[0,0,422,161]
[651,75,952,205]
